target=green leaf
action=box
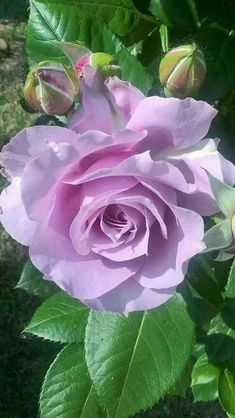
[30,0,141,37]
[27,0,156,66]
[197,22,235,100]
[149,0,199,31]
[85,294,195,418]
[116,48,153,94]
[24,291,89,343]
[40,344,103,418]
[186,255,224,308]
[225,259,235,298]
[16,260,57,298]
[27,2,118,65]
[206,300,235,362]
[27,0,152,93]
[191,353,221,401]
[219,369,235,415]
[179,280,214,327]
[170,359,193,397]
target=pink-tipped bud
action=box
[75,52,121,79]
[24,61,79,115]
[159,44,206,99]
[75,55,90,78]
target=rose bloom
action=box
[1,67,235,312]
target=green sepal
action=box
[203,218,233,252]
[206,171,235,217]
[56,41,90,65]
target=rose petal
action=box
[0,178,37,245]
[29,183,143,299]
[63,129,147,185]
[68,66,115,134]
[0,126,79,180]
[68,150,196,195]
[136,205,205,289]
[83,277,176,312]
[70,177,138,255]
[172,139,235,215]
[127,96,217,152]
[21,141,80,222]
[93,205,151,261]
[105,76,145,123]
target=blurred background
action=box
[0,1,228,417]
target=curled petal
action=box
[105,76,144,123]
[68,66,116,134]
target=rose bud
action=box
[159,44,206,99]
[57,41,121,79]
[24,61,79,115]
[75,52,121,79]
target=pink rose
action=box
[1,67,235,312]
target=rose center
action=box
[99,204,135,243]
[103,205,128,230]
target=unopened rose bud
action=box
[24,61,79,115]
[75,52,121,79]
[159,44,206,99]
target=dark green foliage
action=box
[0,0,29,20]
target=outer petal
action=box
[105,76,145,124]
[0,178,37,245]
[0,126,79,180]
[136,205,205,289]
[83,278,176,312]
[127,96,217,151]
[68,66,115,134]
[29,183,143,300]
[171,139,235,215]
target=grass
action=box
[0,21,58,418]
[0,21,227,418]
[0,21,35,145]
